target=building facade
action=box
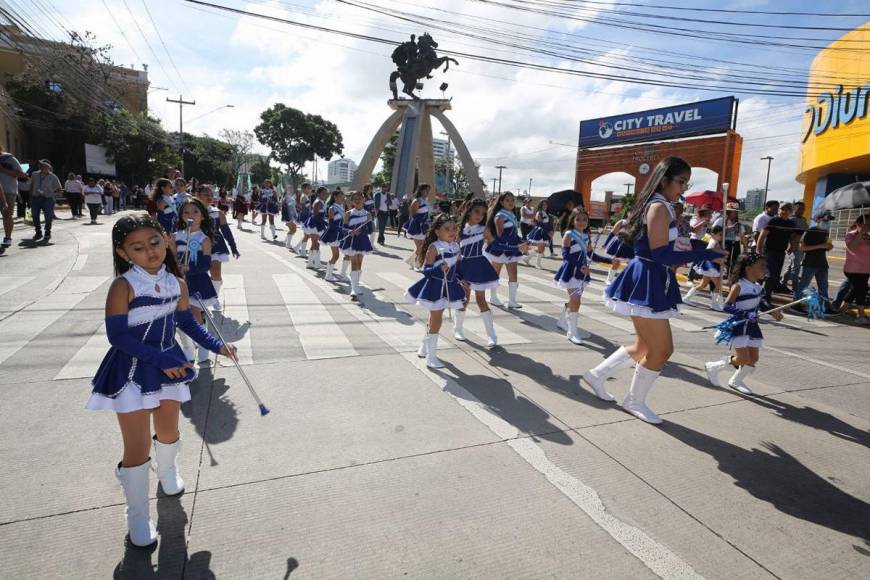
[327,158,357,185]
[744,188,765,213]
[798,21,870,216]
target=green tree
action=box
[170,132,235,185]
[249,158,274,185]
[372,131,399,187]
[254,104,343,187]
[87,110,179,183]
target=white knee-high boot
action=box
[453,309,466,341]
[417,330,428,358]
[285,232,293,249]
[683,285,698,303]
[489,285,504,307]
[313,249,323,269]
[176,331,196,363]
[211,280,223,312]
[728,365,754,395]
[481,309,498,347]
[236,217,243,230]
[606,267,616,284]
[556,304,568,331]
[704,355,733,387]
[350,271,362,297]
[536,253,543,268]
[339,259,350,280]
[325,262,335,282]
[507,281,522,309]
[260,223,266,239]
[153,436,184,496]
[270,224,277,240]
[622,365,662,424]
[425,334,444,369]
[582,346,634,402]
[566,312,583,345]
[116,461,158,547]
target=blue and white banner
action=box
[579,97,736,148]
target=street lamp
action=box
[186,104,235,125]
[496,165,507,194]
[761,156,774,205]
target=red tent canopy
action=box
[685,190,737,211]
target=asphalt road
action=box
[1,210,868,579]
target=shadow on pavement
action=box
[357,288,416,327]
[181,366,239,468]
[660,421,870,540]
[112,495,215,579]
[662,361,717,390]
[210,312,251,345]
[438,361,573,445]
[746,394,870,449]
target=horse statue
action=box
[389,33,458,100]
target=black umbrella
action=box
[546,189,584,215]
[819,181,870,211]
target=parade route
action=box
[1,215,868,579]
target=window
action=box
[46,81,63,94]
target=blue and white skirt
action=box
[303,215,326,236]
[186,271,219,308]
[693,259,721,278]
[458,255,500,291]
[604,257,681,319]
[554,261,587,290]
[527,223,551,243]
[320,222,344,246]
[259,200,280,216]
[604,233,634,259]
[404,214,429,240]
[406,275,465,311]
[340,230,373,256]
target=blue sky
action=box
[40,0,870,200]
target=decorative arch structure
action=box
[352,99,484,200]
[574,131,743,210]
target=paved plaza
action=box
[1,214,868,579]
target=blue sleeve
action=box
[650,245,720,266]
[219,224,240,257]
[106,315,185,370]
[588,251,612,264]
[561,247,573,262]
[176,309,224,353]
[186,254,212,274]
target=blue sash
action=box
[497,209,519,230]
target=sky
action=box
[30,0,870,201]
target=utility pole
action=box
[440,130,452,197]
[624,183,633,196]
[528,178,533,195]
[167,95,195,173]
[491,178,497,194]
[496,165,507,194]
[760,156,774,205]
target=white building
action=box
[327,158,357,185]
[432,138,452,161]
[744,188,766,213]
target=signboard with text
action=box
[579,97,736,148]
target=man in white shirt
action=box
[0,147,26,254]
[30,159,62,243]
[64,172,84,218]
[83,177,104,224]
[374,185,392,245]
[752,200,779,248]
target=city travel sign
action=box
[579,96,736,148]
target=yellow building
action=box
[798,21,870,214]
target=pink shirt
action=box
[844,230,870,274]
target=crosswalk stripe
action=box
[515,283,637,333]
[72,254,88,271]
[376,272,530,346]
[217,275,254,367]
[0,276,35,298]
[272,273,358,360]
[0,276,107,366]
[54,324,109,380]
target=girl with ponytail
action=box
[483,191,528,308]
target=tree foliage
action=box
[169,132,235,185]
[249,158,274,185]
[86,110,179,182]
[254,103,343,186]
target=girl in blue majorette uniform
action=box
[684,224,725,311]
[303,186,328,269]
[526,199,553,269]
[292,184,313,257]
[704,252,781,396]
[454,199,499,347]
[150,178,177,234]
[320,190,347,282]
[363,184,377,248]
[258,179,280,240]
[195,186,239,313]
[603,217,634,284]
[554,208,611,346]
[406,213,465,369]
[281,186,298,250]
[172,198,220,366]
[583,157,724,424]
[403,184,432,268]
[484,191,528,308]
[340,191,374,298]
[86,213,235,549]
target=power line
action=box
[99,0,146,66]
[117,0,182,94]
[139,0,192,97]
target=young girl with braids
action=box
[554,207,611,345]
[484,191,529,308]
[303,186,328,269]
[171,198,219,365]
[603,217,633,284]
[195,186,239,312]
[584,157,726,423]
[320,190,347,282]
[704,252,781,395]
[86,213,235,548]
[525,200,553,269]
[406,213,465,368]
[454,199,499,347]
[340,191,374,298]
[404,184,432,268]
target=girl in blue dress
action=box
[292,184,313,257]
[554,208,611,345]
[195,186,239,313]
[172,198,219,365]
[704,253,781,395]
[526,200,553,269]
[404,184,432,268]
[303,187,328,270]
[340,191,374,298]
[281,186,298,249]
[150,178,177,234]
[406,213,465,368]
[584,157,725,423]
[258,180,280,240]
[320,190,347,282]
[363,184,377,249]
[484,192,529,308]
[86,213,235,548]
[603,218,634,284]
[684,225,725,310]
[455,199,499,347]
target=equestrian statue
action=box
[389,33,459,100]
